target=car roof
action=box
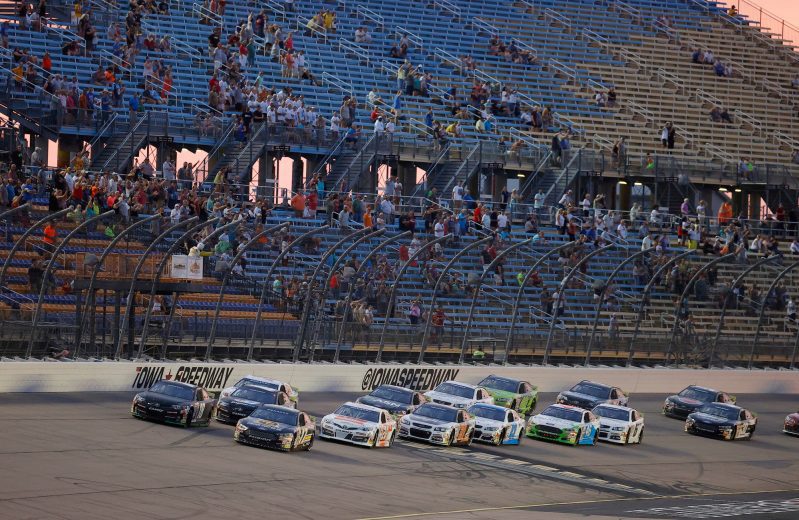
[575,380,613,389]
[545,403,585,412]
[376,384,414,393]
[257,404,299,414]
[240,375,285,385]
[154,379,197,390]
[435,380,477,390]
[417,402,458,412]
[685,384,720,393]
[700,402,742,411]
[481,374,522,384]
[233,384,279,395]
[593,403,635,412]
[470,402,511,413]
[340,401,385,413]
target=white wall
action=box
[0,362,797,395]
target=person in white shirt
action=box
[649,207,659,225]
[330,113,341,134]
[366,88,380,106]
[497,211,508,231]
[170,203,182,224]
[641,232,653,251]
[617,220,628,240]
[791,239,799,255]
[379,197,394,223]
[581,194,591,217]
[434,219,444,238]
[373,117,385,133]
[452,181,464,209]
[558,190,572,208]
[385,120,395,133]
[162,159,175,181]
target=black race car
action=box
[685,403,757,441]
[215,385,293,424]
[356,384,426,417]
[234,404,315,451]
[556,380,628,410]
[131,380,216,427]
[663,385,735,419]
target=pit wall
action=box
[0,362,797,394]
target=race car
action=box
[131,379,216,427]
[477,374,538,415]
[356,384,426,417]
[220,375,298,404]
[319,402,397,448]
[556,380,628,410]
[685,403,757,441]
[467,403,526,446]
[592,404,645,445]
[215,385,294,424]
[663,385,735,419]
[398,403,475,446]
[234,404,314,452]
[783,411,799,436]
[424,380,494,409]
[526,404,599,446]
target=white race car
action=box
[467,403,526,446]
[424,380,494,409]
[592,404,645,445]
[398,403,475,446]
[319,402,397,448]
[220,376,298,405]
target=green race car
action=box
[478,375,538,416]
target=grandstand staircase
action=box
[429,161,464,196]
[91,123,150,174]
[323,135,381,192]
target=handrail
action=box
[395,26,424,49]
[298,17,328,43]
[473,17,501,36]
[543,8,572,32]
[520,150,553,199]
[548,58,578,85]
[100,112,148,172]
[306,131,349,189]
[440,142,480,197]
[543,149,581,202]
[263,0,286,21]
[321,71,353,96]
[356,4,385,29]
[338,39,371,66]
[332,132,378,192]
[193,119,235,181]
[434,0,461,18]
[410,142,451,200]
[192,2,221,24]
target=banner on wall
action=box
[171,255,203,280]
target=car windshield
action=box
[231,387,278,404]
[470,405,506,422]
[250,407,298,426]
[370,386,412,404]
[593,406,630,421]
[434,382,473,399]
[697,404,739,421]
[237,378,278,391]
[149,382,194,401]
[541,405,583,422]
[678,387,716,402]
[478,376,519,393]
[414,404,458,422]
[334,404,381,423]
[570,382,610,399]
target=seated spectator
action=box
[720,108,733,123]
[692,48,702,63]
[607,87,617,107]
[354,26,372,44]
[594,91,606,107]
[703,49,714,64]
[713,60,725,76]
[709,106,722,122]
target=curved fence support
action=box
[584,247,654,366]
[419,236,493,363]
[504,240,577,361]
[294,227,373,362]
[74,213,162,356]
[139,218,237,358]
[377,234,452,363]
[709,255,781,367]
[0,202,29,223]
[307,228,385,361]
[666,253,735,363]
[0,206,72,289]
[627,249,695,365]
[543,244,614,365]
[204,222,290,359]
[335,230,412,362]
[247,225,330,361]
[114,217,200,359]
[27,210,116,357]
[750,260,799,368]
[459,239,531,364]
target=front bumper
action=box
[598,427,628,444]
[398,424,451,445]
[685,422,733,440]
[526,425,577,445]
[215,408,250,424]
[782,422,799,436]
[234,429,294,450]
[131,404,187,425]
[663,404,695,419]
[319,427,374,446]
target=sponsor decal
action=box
[133,365,235,391]
[361,367,460,392]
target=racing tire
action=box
[387,431,396,448]
[445,430,455,447]
[572,428,581,446]
[185,408,194,428]
[464,431,473,447]
[637,428,644,444]
[494,429,505,446]
[509,398,519,411]
[302,435,314,451]
[744,426,755,441]
[368,432,377,448]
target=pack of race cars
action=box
[131,374,794,452]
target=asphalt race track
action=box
[1,391,798,520]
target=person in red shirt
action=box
[307,190,318,218]
[42,51,51,73]
[431,306,446,345]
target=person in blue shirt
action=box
[463,189,476,210]
[424,107,433,130]
[392,90,402,116]
[21,179,34,202]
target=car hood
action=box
[239,417,296,434]
[690,412,732,425]
[323,414,378,429]
[424,391,472,405]
[532,415,579,430]
[787,413,799,421]
[474,417,505,428]
[406,415,454,427]
[138,392,191,407]
[221,397,266,408]
[487,389,519,400]
[560,391,603,405]
[357,395,410,413]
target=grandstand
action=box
[1,0,799,368]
